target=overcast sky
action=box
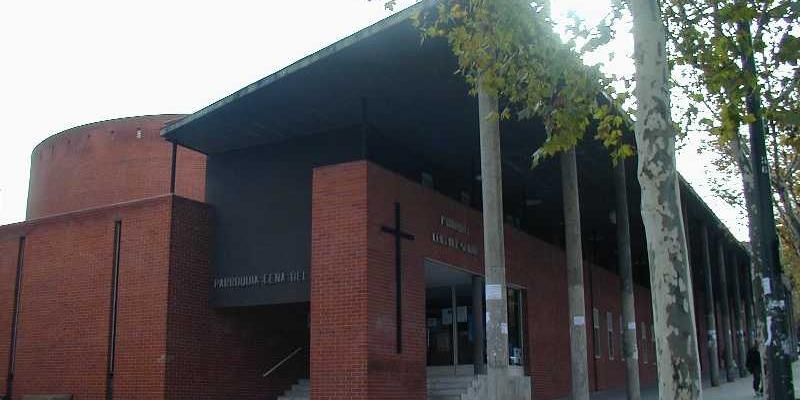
[0,0,747,240]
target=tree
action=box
[378,0,703,397]
[625,0,703,398]
[660,0,799,396]
[413,3,609,398]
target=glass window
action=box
[619,315,625,361]
[593,308,601,358]
[607,311,614,360]
[507,288,524,366]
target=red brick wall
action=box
[586,266,623,391]
[310,162,370,400]
[0,195,173,399]
[312,161,658,400]
[365,163,427,400]
[27,115,205,219]
[634,286,658,386]
[0,237,21,396]
[111,198,174,399]
[164,196,308,400]
[0,195,307,400]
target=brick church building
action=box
[1,4,754,400]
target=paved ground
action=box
[587,377,754,400]
[587,361,800,399]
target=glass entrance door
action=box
[426,285,477,367]
[424,260,527,372]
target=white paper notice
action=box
[573,316,586,326]
[456,306,468,323]
[627,322,637,330]
[486,284,502,300]
[501,322,509,334]
[442,309,453,325]
[763,278,772,295]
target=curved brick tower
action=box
[26,114,205,219]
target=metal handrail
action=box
[262,347,304,378]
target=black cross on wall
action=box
[381,202,415,353]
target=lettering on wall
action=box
[213,269,308,289]
[431,214,479,256]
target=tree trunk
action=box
[731,136,769,393]
[614,160,641,400]
[737,16,795,398]
[628,0,702,398]
[477,78,510,400]
[562,148,590,400]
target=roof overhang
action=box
[162,0,749,259]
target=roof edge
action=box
[33,114,187,157]
[161,1,433,139]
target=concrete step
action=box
[287,384,309,392]
[427,375,478,400]
[277,379,310,400]
[428,381,472,389]
[428,388,469,396]
[427,396,462,400]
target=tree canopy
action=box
[662,0,799,257]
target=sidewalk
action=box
[588,361,800,399]
[587,377,752,400]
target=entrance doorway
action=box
[424,260,526,375]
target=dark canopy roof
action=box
[163,2,747,280]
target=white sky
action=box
[0,0,747,240]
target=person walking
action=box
[746,341,763,397]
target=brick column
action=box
[311,161,427,400]
[311,162,370,400]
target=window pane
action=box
[507,288,523,365]
[607,311,614,359]
[619,315,625,361]
[592,308,601,358]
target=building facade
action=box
[0,5,754,400]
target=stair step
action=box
[426,375,479,400]
[429,381,473,388]
[429,387,471,396]
[428,376,475,382]
[278,378,310,400]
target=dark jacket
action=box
[746,347,761,374]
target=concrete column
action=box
[716,240,736,382]
[730,252,748,377]
[477,80,510,400]
[613,160,640,400]
[561,148,589,400]
[700,224,721,386]
[473,276,486,375]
